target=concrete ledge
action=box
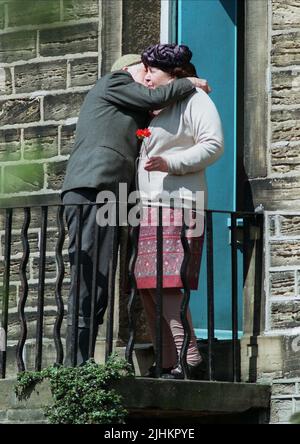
[113,378,271,415]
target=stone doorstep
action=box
[112,378,271,415]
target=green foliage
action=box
[15,354,134,424]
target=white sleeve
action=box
[167,91,224,175]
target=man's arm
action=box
[104,71,196,111]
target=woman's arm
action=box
[165,92,224,175]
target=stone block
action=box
[272,32,300,67]
[272,382,296,396]
[0,257,25,282]
[0,284,18,310]
[3,163,44,194]
[31,253,70,280]
[0,98,40,125]
[46,160,68,191]
[23,338,67,370]
[43,92,86,121]
[270,240,300,266]
[0,411,7,422]
[297,271,300,296]
[268,215,277,236]
[272,1,300,30]
[6,408,46,423]
[122,0,161,54]
[0,4,4,29]
[7,0,60,27]
[271,301,300,329]
[272,70,300,106]
[0,129,21,162]
[24,126,58,160]
[0,231,39,257]
[283,335,300,378]
[40,23,98,57]
[6,310,63,341]
[43,228,69,253]
[63,0,99,20]
[249,176,300,211]
[280,215,300,236]
[15,61,67,94]
[294,399,300,414]
[25,282,69,308]
[31,255,56,280]
[0,31,36,63]
[271,143,300,173]
[60,123,76,155]
[271,399,293,423]
[269,270,295,297]
[70,56,98,87]
[272,109,300,143]
[0,67,12,95]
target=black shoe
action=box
[144,364,173,378]
[161,360,207,380]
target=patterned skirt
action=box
[134,207,205,290]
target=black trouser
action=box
[62,187,120,365]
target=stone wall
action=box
[243,0,300,424]
[249,0,300,209]
[263,0,300,372]
[0,0,100,201]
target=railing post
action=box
[206,210,215,381]
[179,206,192,379]
[54,205,65,365]
[17,207,31,372]
[231,213,240,382]
[0,208,12,378]
[35,206,48,371]
[155,204,163,378]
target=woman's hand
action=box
[144,156,169,172]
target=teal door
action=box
[177,0,242,338]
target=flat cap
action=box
[111,54,141,72]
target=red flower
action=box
[136,128,151,140]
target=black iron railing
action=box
[0,202,264,382]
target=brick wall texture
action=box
[0,0,100,200]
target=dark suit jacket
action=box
[62,70,195,193]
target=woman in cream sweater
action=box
[134,44,224,379]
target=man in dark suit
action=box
[61,54,206,365]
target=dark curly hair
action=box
[141,43,197,78]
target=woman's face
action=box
[144,66,174,89]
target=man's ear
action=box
[122,66,129,71]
